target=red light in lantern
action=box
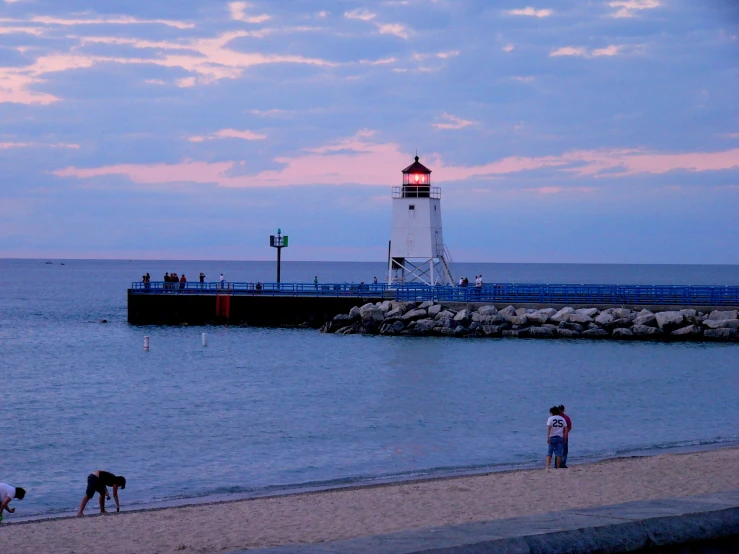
[414,174,420,183]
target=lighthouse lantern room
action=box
[388,156,454,286]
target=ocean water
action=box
[1,259,738,519]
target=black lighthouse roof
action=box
[402,156,431,175]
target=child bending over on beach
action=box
[77,470,126,516]
[0,483,26,523]
[546,406,568,470]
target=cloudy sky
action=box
[1,0,738,262]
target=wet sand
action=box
[1,447,738,554]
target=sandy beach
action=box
[2,447,737,554]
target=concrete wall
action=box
[127,292,384,326]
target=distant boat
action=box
[60,263,65,266]
[45,262,53,264]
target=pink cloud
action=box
[0,141,79,149]
[0,15,194,28]
[51,133,739,188]
[433,113,476,130]
[1,28,340,104]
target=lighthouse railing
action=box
[392,186,441,199]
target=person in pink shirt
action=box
[558,404,572,468]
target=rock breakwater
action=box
[320,302,739,341]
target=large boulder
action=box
[679,309,697,318]
[402,308,428,321]
[336,324,359,335]
[557,328,580,338]
[454,309,471,323]
[436,317,458,331]
[378,300,393,313]
[478,305,498,316]
[633,313,657,327]
[608,317,635,330]
[576,308,599,317]
[502,330,519,338]
[348,306,361,320]
[558,321,585,333]
[482,324,503,336]
[514,308,530,316]
[360,305,385,325]
[529,326,556,338]
[427,304,443,316]
[379,320,406,335]
[594,312,614,326]
[333,313,352,323]
[582,328,609,338]
[709,310,738,320]
[498,306,516,318]
[632,324,663,337]
[551,307,575,323]
[671,325,701,337]
[703,319,739,329]
[384,307,404,319]
[613,328,634,338]
[434,310,456,321]
[508,314,529,326]
[418,301,435,309]
[704,328,738,340]
[389,301,412,314]
[409,318,436,335]
[472,313,497,325]
[527,310,552,325]
[655,311,684,330]
[612,308,634,320]
[566,313,593,324]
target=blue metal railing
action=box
[130,281,394,298]
[394,284,739,306]
[130,281,739,306]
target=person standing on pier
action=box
[314,276,318,290]
[77,470,126,516]
[546,406,568,469]
[0,483,26,523]
[559,405,572,468]
[179,274,186,291]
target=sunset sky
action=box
[1,0,738,262]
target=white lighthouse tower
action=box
[387,156,454,286]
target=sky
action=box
[0,0,738,263]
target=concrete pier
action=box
[127,290,385,326]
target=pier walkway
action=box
[130,282,739,307]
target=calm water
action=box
[1,259,738,519]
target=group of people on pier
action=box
[458,275,484,288]
[1,469,126,523]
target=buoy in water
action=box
[144,336,150,351]
[202,333,207,346]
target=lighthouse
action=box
[387,156,454,286]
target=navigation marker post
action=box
[269,228,289,284]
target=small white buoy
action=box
[144,336,150,351]
[202,333,207,347]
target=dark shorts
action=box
[85,474,105,499]
[548,436,564,457]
